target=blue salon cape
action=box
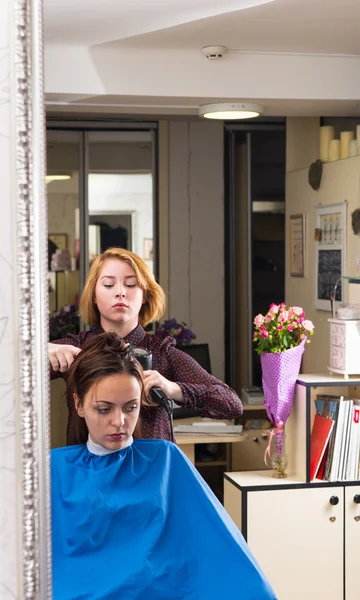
[51,440,276,600]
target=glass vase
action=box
[270,431,288,478]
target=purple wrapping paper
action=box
[260,340,305,429]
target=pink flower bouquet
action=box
[253,303,314,476]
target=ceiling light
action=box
[199,103,263,120]
[45,174,71,184]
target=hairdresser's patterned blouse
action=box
[51,324,243,444]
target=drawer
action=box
[330,323,346,349]
[330,345,345,370]
[231,429,271,471]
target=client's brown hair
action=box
[66,331,145,444]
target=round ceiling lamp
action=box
[199,102,263,120]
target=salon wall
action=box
[0,1,19,597]
[163,120,225,380]
[285,117,360,374]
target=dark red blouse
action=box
[51,324,243,443]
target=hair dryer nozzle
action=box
[132,347,153,371]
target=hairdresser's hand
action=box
[143,370,184,403]
[48,343,81,373]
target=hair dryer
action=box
[132,347,174,442]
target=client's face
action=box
[76,373,141,450]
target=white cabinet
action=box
[328,319,360,376]
[225,474,346,600]
[345,486,360,600]
[224,375,360,600]
[248,486,345,600]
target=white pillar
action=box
[0,1,50,598]
[0,1,20,596]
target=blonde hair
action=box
[79,248,166,327]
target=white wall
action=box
[286,118,360,374]
[48,192,79,258]
[0,1,19,597]
[166,120,225,379]
[88,173,153,267]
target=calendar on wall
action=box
[315,202,347,311]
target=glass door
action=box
[46,123,158,447]
[87,130,155,272]
[47,129,82,340]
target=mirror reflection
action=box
[47,127,156,448]
[5,1,360,598]
[51,331,275,599]
[46,119,266,597]
[88,131,154,272]
[47,130,81,338]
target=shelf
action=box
[224,470,304,488]
[297,374,360,385]
[342,275,360,282]
[323,155,360,166]
[242,403,266,411]
[48,269,79,274]
[175,433,246,444]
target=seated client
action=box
[51,332,277,600]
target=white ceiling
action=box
[43,0,360,117]
[104,0,360,55]
[45,0,360,55]
[44,0,276,47]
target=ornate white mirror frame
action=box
[1,0,51,597]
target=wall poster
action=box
[315,202,347,311]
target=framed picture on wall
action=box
[289,214,305,277]
[49,233,68,250]
[143,238,153,261]
[315,202,347,311]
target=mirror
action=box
[46,127,157,448]
[88,131,154,271]
[1,0,52,597]
[0,4,279,599]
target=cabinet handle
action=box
[354,494,360,504]
[354,515,360,522]
[329,516,336,522]
[329,496,339,506]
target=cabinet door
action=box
[231,429,271,471]
[247,487,344,600]
[345,485,360,600]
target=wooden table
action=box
[174,417,247,465]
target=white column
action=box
[168,120,224,379]
[0,1,19,597]
[0,2,51,598]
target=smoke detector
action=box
[201,46,228,60]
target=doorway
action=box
[224,122,286,392]
[46,123,158,338]
[46,121,158,447]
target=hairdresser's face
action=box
[94,259,144,333]
[75,373,141,450]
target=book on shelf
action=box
[310,414,334,481]
[339,400,352,481]
[313,394,360,482]
[316,448,328,480]
[314,394,341,481]
[342,401,360,481]
[345,402,360,480]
